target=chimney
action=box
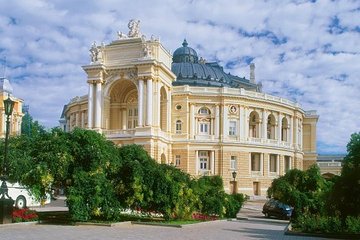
[250,63,255,83]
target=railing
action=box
[317,162,342,167]
[103,129,135,136]
[251,171,262,176]
[198,170,211,176]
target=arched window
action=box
[267,114,276,139]
[199,107,210,115]
[281,117,288,141]
[249,111,260,138]
[198,107,211,135]
[176,120,182,134]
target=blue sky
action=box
[0,0,359,154]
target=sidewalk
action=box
[30,196,68,212]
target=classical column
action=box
[75,112,79,128]
[95,81,102,129]
[146,79,153,126]
[289,116,293,146]
[87,83,94,129]
[294,117,299,149]
[156,81,161,127]
[239,106,244,138]
[69,114,73,131]
[195,150,198,175]
[215,105,219,139]
[244,107,249,139]
[81,111,85,128]
[166,90,171,132]
[278,113,283,142]
[210,151,215,175]
[138,79,144,126]
[262,110,267,139]
[190,104,195,138]
[276,154,280,174]
[260,153,264,175]
[222,105,228,138]
[122,108,127,130]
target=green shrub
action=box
[224,193,245,218]
[294,214,343,234]
[345,216,360,233]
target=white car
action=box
[6,182,51,209]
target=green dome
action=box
[173,39,198,63]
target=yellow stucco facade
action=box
[61,22,318,197]
[0,77,23,138]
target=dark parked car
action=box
[262,199,293,219]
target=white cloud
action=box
[0,0,359,154]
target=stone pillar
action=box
[190,104,195,139]
[289,116,293,146]
[69,114,73,131]
[210,151,215,175]
[146,79,153,126]
[95,81,102,129]
[81,111,85,128]
[75,112,79,128]
[294,117,298,149]
[195,150,198,175]
[156,81,161,127]
[138,79,144,127]
[278,113,283,142]
[260,153,264,175]
[244,108,249,139]
[87,83,94,129]
[222,105,228,138]
[215,105,219,139]
[122,108,127,130]
[276,154,280,174]
[166,90,171,132]
[262,110,267,139]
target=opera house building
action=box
[60,21,318,197]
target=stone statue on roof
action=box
[128,19,141,38]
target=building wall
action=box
[0,93,23,138]
[63,36,318,197]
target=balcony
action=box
[102,129,135,138]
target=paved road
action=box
[1,199,326,240]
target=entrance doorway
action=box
[253,182,260,196]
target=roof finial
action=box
[250,63,255,83]
[182,39,188,47]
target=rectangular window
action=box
[270,154,277,173]
[230,156,237,170]
[229,121,236,136]
[176,121,182,134]
[199,151,208,170]
[128,109,133,116]
[134,108,138,116]
[175,155,181,166]
[284,156,291,172]
[199,123,209,134]
[251,153,261,171]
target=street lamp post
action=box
[231,171,237,194]
[0,95,15,224]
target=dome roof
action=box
[171,41,259,91]
[173,39,198,63]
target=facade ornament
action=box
[199,57,206,64]
[143,43,152,58]
[89,41,104,64]
[128,19,141,38]
[117,31,128,39]
[126,69,137,79]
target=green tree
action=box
[327,132,360,219]
[267,165,330,218]
[20,112,46,137]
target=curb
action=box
[285,223,360,239]
[131,221,182,228]
[75,221,132,227]
[0,221,38,227]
